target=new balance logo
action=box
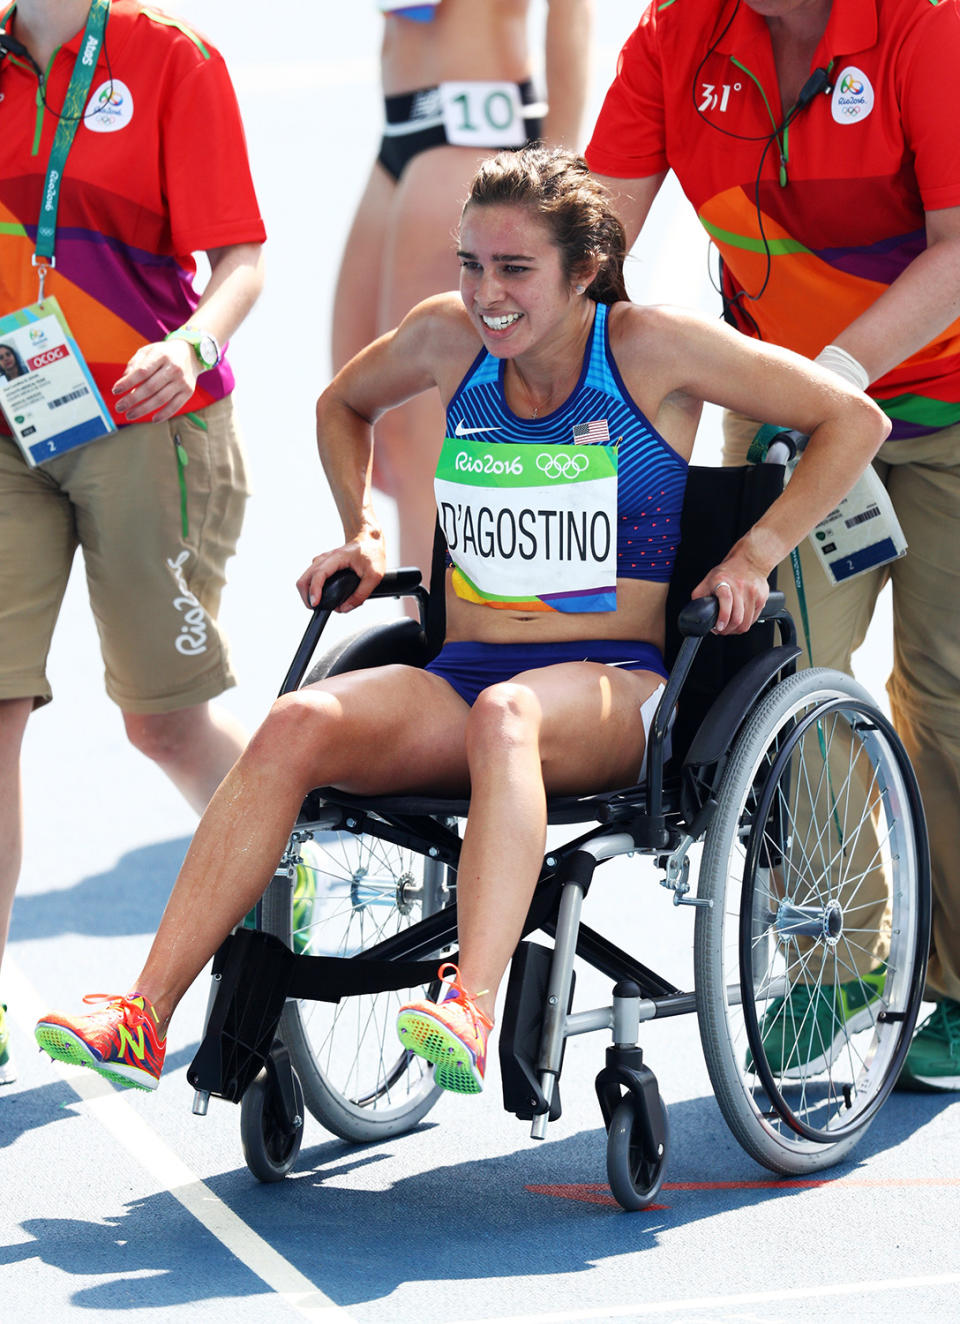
[117,1023,148,1061]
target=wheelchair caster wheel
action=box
[605,1094,669,1211]
[240,1066,305,1182]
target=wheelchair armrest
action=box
[280,566,428,697]
[316,566,424,610]
[677,590,786,638]
[371,567,423,598]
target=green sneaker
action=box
[0,1002,15,1085]
[898,999,960,1092]
[239,843,318,955]
[291,847,318,956]
[749,964,887,1078]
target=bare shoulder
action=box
[394,293,483,398]
[607,300,717,367]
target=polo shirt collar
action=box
[716,0,879,61]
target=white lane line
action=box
[6,956,354,1324]
[443,1273,960,1324]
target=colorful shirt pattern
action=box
[585,0,960,439]
[0,0,266,429]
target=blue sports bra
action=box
[444,302,688,584]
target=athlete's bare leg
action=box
[132,665,471,1033]
[453,663,662,1020]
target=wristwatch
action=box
[165,325,221,370]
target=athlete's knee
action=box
[252,688,347,774]
[466,682,541,760]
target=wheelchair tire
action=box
[606,1094,670,1212]
[262,830,452,1143]
[694,668,929,1175]
[240,1066,305,1182]
[261,627,454,1143]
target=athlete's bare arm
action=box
[304,295,478,610]
[609,302,891,628]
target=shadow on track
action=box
[11,839,191,942]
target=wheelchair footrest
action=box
[188,928,295,1104]
[499,940,573,1122]
[188,927,453,1102]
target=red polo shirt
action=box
[0,1,266,426]
[586,0,960,439]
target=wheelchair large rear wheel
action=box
[262,829,453,1142]
[695,668,929,1174]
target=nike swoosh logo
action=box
[454,421,501,437]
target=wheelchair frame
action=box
[188,465,931,1207]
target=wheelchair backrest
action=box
[664,462,785,765]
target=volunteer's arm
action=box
[112,241,265,423]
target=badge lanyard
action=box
[31,0,111,301]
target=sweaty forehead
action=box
[458,203,555,255]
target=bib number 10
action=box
[439,80,526,148]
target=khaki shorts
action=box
[0,395,249,713]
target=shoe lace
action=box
[931,999,960,1051]
[82,992,156,1024]
[437,963,493,1032]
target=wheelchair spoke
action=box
[262,825,455,1141]
[695,671,929,1170]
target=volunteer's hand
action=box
[112,338,200,423]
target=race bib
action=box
[435,437,618,613]
[0,297,114,465]
[439,81,526,148]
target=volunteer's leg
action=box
[0,698,33,971]
[724,411,891,976]
[884,437,960,1005]
[133,665,472,1034]
[122,703,246,814]
[0,439,75,975]
[70,406,249,809]
[454,663,662,1021]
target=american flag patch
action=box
[572,419,610,444]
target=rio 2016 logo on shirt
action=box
[84,79,135,132]
[831,67,875,125]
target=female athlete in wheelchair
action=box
[36,148,926,1207]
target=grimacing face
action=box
[457,204,582,360]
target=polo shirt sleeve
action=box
[160,48,266,256]
[898,0,960,213]
[585,5,668,180]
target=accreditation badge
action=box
[0,298,115,466]
[434,436,619,613]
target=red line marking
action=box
[526,1176,960,1207]
[525,1184,667,1209]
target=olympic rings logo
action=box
[536,451,589,480]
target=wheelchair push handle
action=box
[279,566,426,697]
[678,590,787,638]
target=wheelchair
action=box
[188,462,931,1210]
